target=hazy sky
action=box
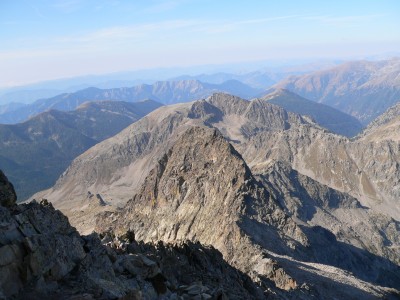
[1,0,399,87]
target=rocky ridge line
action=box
[95,126,400,299]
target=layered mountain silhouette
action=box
[33,93,400,298]
[0,79,261,124]
[0,100,161,200]
[274,58,400,124]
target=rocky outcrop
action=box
[258,160,400,265]
[0,171,262,299]
[0,170,16,208]
[33,94,311,232]
[363,102,400,128]
[95,127,307,290]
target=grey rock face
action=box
[258,160,400,267]
[36,93,400,259]
[95,127,305,290]
[36,94,309,218]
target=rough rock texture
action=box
[95,127,306,290]
[33,94,310,230]
[95,127,400,299]
[258,161,400,266]
[358,102,400,142]
[0,170,16,208]
[0,171,262,299]
[34,93,400,257]
[101,232,265,299]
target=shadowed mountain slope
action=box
[0,100,161,199]
[263,89,363,137]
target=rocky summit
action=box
[95,126,400,299]
[0,170,262,299]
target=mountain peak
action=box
[95,125,308,290]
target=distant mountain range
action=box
[0,100,161,200]
[2,58,398,128]
[0,102,26,115]
[0,58,343,105]
[172,71,278,89]
[0,79,261,124]
[274,58,400,124]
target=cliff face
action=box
[31,94,310,227]
[259,161,400,265]
[95,127,307,289]
[43,94,399,222]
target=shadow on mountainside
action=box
[240,213,400,290]
[268,252,400,300]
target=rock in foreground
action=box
[0,170,262,299]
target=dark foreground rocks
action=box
[0,171,263,299]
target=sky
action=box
[1,0,400,88]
